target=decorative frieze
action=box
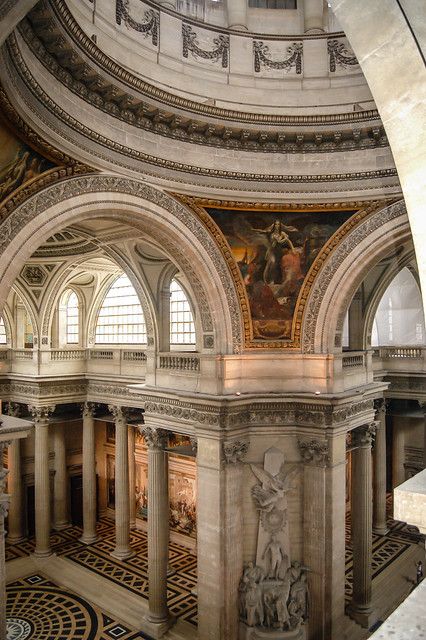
[298,439,329,466]
[332,399,373,423]
[116,0,159,47]
[253,41,302,74]
[182,23,229,68]
[223,440,248,464]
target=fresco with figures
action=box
[0,122,55,203]
[207,207,356,341]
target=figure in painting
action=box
[252,219,297,284]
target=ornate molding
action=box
[253,41,302,74]
[302,199,407,353]
[183,23,229,68]
[223,439,248,464]
[116,0,159,47]
[10,11,390,159]
[328,38,358,72]
[298,439,329,466]
[331,399,373,423]
[41,0,380,127]
[139,426,168,450]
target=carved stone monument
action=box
[240,447,307,640]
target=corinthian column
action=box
[141,426,173,638]
[373,400,389,535]
[7,403,24,543]
[128,425,136,530]
[0,441,10,640]
[109,406,134,559]
[29,405,55,558]
[80,402,98,544]
[349,423,376,629]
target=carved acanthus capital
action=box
[418,400,426,416]
[352,423,376,448]
[108,405,128,424]
[6,402,21,417]
[223,440,249,464]
[189,436,197,456]
[140,426,169,450]
[374,398,389,417]
[298,439,329,466]
[28,405,55,422]
[82,401,96,419]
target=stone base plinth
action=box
[142,614,175,639]
[240,621,305,640]
[347,604,377,629]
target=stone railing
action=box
[0,349,9,361]
[50,349,87,361]
[375,346,423,359]
[122,350,147,362]
[342,352,365,368]
[13,349,34,360]
[159,353,200,372]
[88,349,114,360]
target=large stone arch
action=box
[302,200,410,353]
[330,0,426,317]
[0,175,241,354]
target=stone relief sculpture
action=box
[240,447,307,638]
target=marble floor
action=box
[6,573,150,640]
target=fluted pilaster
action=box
[80,402,97,544]
[7,438,24,543]
[141,426,173,637]
[373,400,389,535]
[109,405,134,559]
[30,405,54,558]
[128,426,136,530]
[53,425,68,531]
[349,424,376,628]
[418,401,426,469]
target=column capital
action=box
[298,439,329,466]
[374,398,389,415]
[108,404,128,423]
[28,405,55,422]
[223,439,248,464]
[6,402,20,417]
[352,423,376,448]
[82,401,96,419]
[140,426,168,450]
[418,399,426,414]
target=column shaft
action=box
[349,426,375,628]
[53,425,68,530]
[33,412,52,557]
[392,417,405,488]
[81,404,97,544]
[304,0,324,32]
[128,426,136,530]
[373,404,388,535]
[7,439,24,543]
[227,0,247,30]
[110,407,133,559]
[0,501,8,640]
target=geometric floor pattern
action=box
[6,518,198,627]
[6,574,150,640]
[344,493,424,601]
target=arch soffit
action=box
[362,247,417,348]
[302,199,409,353]
[0,175,239,353]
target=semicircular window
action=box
[170,279,196,346]
[96,274,147,344]
[0,317,7,344]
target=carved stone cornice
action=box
[223,439,248,464]
[0,380,87,401]
[298,439,329,466]
[15,13,389,157]
[139,426,168,450]
[352,423,376,448]
[331,399,373,423]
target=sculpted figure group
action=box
[239,556,309,631]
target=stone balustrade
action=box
[159,353,200,372]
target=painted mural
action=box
[207,208,356,341]
[0,122,55,203]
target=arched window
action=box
[0,317,7,344]
[96,274,146,344]
[372,268,425,346]
[66,291,79,344]
[170,279,196,346]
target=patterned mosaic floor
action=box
[6,574,150,640]
[344,494,424,600]
[6,518,198,627]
